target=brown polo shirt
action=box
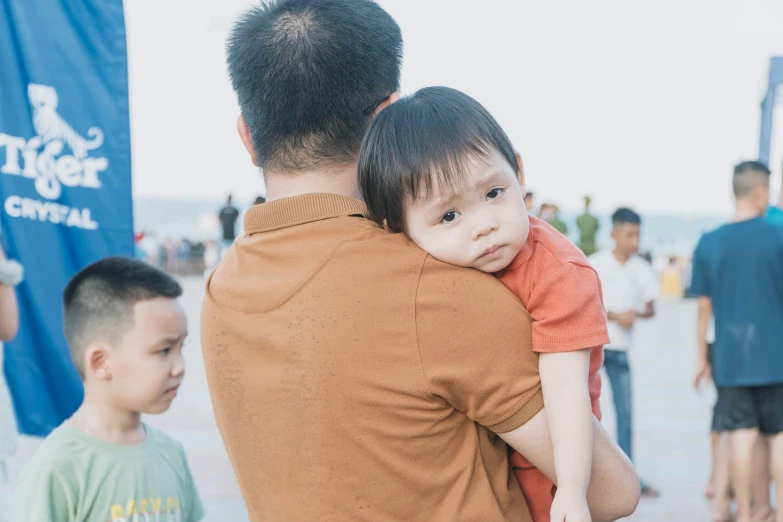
[201,193,543,521]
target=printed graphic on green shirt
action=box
[110,496,185,521]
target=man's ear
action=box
[237,115,259,167]
[85,342,112,381]
[515,151,526,190]
[373,92,400,117]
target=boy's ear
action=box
[515,152,526,189]
[85,342,112,381]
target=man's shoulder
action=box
[707,218,783,245]
[304,220,438,281]
[694,225,725,255]
[418,255,530,320]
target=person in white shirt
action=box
[590,207,660,497]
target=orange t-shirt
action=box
[496,217,610,522]
[496,216,609,416]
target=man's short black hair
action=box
[358,86,519,233]
[63,257,182,378]
[733,160,771,198]
[612,207,641,226]
[227,0,403,172]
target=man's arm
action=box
[694,297,713,391]
[416,258,638,519]
[415,258,542,431]
[637,301,655,319]
[607,310,635,330]
[637,263,659,320]
[687,236,712,390]
[500,410,640,522]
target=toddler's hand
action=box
[550,487,591,522]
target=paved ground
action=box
[2,278,731,521]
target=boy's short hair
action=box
[732,160,771,198]
[358,86,519,233]
[63,257,182,378]
[611,208,641,226]
[227,0,402,173]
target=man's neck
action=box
[70,391,145,445]
[732,199,763,223]
[612,248,632,265]
[264,162,361,202]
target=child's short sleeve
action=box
[176,443,206,522]
[10,462,76,522]
[526,259,610,353]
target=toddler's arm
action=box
[499,406,639,522]
[540,349,593,522]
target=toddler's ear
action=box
[515,151,526,188]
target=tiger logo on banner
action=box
[0,83,108,229]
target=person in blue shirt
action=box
[690,160,783,522]
[768,204,783,225]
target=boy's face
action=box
[404,149,529,273]
[105,298,187,415]
[611,222,641,256]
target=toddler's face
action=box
[404,149,530,273]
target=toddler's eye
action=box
[160,348,171,356]
[440,211,460,224]
[487,188,505,200]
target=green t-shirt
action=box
[576,213,600,255]
[11,422,204,522]
[550,216,569,235]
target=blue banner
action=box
[759,57,783,166]
[0,0,132,436]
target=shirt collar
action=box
[243,193,369,233]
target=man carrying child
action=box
[201,0,640,521]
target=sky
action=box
[125,0,783,215]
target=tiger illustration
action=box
[27,84,104,159]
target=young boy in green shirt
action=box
[12,257,204,522]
